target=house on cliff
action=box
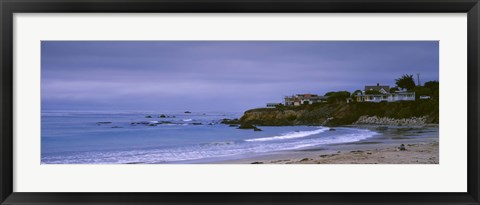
[355,83,415,102]
[284,94,328,106]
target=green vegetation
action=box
[241,74,439,127]
[424,80,439,98]
[351,90,362,98]
[325,91,350,104]
[395,74,416,91]
[240,99,438,126]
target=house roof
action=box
[297,94,318,99]
[365,85,390,93]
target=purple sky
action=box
[41,41,439,112]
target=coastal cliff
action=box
[239,100,439,126]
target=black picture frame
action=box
[1,0,479,204]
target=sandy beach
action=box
[216,125,439,164]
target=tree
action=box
[414,86,432,99]
[351,90,363,98]
[325,91,351,104]
[424,81,439,98]
[395,74,416,91]
[424,81,439,91]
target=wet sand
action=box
[216,125,439,164]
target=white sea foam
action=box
[41,127,379,164]
[245,127,329,142]
[183,119,193,122]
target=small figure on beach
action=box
[397,144,406,151]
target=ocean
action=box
[41,111,379,164]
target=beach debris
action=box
[300,158,311,162]
[251,162,264,164]
[145,115,153,118]
[96,122,112,125]
[350,150,364,153]
[396,144,406,151]
[191,122,203,125]
[319,155,329,158]
[367,152,372,155]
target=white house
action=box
[355,84,415,102]
[285,94,328,106]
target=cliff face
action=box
[239,100,439,126]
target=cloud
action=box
[41,41,439,112]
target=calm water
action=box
[41,111,379,164]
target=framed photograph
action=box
[1,0,479,204]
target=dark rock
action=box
[229,124,239,127]
[191,122,202,125]
[149,124,157,126]
[96,122,112,125]
[145,115,153,118]
[251,162,264,164]
[329,128,336,131]
[184,111,191,114]
[220,118,240,125]
[238,123,257,129]
[111,126,123,128]
[399,144,406,151]
[159,114,166,118]
[300,158,311,162]
[253,127,262,131]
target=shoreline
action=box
[213,125,439,164]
